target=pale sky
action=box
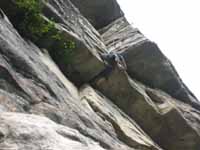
[117,0,200,100]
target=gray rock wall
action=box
[0,0,200,150]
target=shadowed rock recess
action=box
[0,0,199,150]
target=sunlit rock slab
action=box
[0,13,135,150]
[92,67,200,150]
[0,112,106,150]
[100,16,199,108]
[80,85,163,150]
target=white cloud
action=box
[117,0,200,99]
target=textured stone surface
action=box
[71,0,124,29]
[92,67,200,150]
[80,85,162,150]
[0,0,107,86]
[0,0,200,149]
[100,17,147,53]
[0,13,161,150]
[101,16,199,109]
[0,14,111,149]
[0,113,105,150]
[42,0,107,85]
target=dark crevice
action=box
[75,126,111,150]
[89,66,113,84]
[145,90,164,105]
[0,65,32,102]
[56,130,85,144]
[0,8,5,19]
[0,131,5,141]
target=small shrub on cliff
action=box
[15,0,55,42]
[51,34,76,64]
[13,0,76,64]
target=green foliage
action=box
[15,0,55,42]
[16,0,41,12]
[14,0,76,64]
[52,34,76,64]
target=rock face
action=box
[71,0,124,29]
[0,0,200,150]
[100,16,199,109]
[0,113,106,150]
